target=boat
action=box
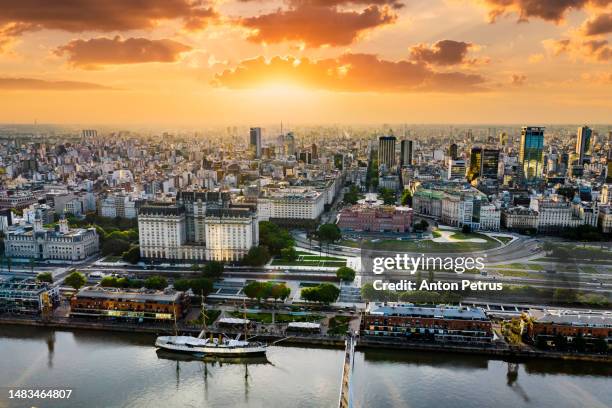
[155,296,267,357]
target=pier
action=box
[338,332,356,408]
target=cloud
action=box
[528,53,544,63]
[213,54,486,92]
[0,77,113,90]
[544,37,612,61]
[0,0,217,42]
[582,12,612,36]
[239,0,405,8]
[238,4,397,47]
[481,0,612,23]
[511,73,527,85]
[409,40,480,65]
[55,36,192,69]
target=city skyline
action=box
[0,0,611,125]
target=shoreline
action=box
[1,317,609,364]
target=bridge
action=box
[338,332,357,408]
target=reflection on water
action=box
[0,325,610,408]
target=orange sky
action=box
[0,0,611,125]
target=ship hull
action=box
[155,338,267,357]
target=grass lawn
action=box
[496,269,533,278]
[432,230,441,238]
[361,234,500,253]
[271,253,346,267]
[492,236,513,245]
[328,315,352,336]
[581,266,598,273]
[102,255,123,262]
[230,311,323,324]
[490,263,544,271]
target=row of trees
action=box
[242,221,296,266]
[243,281,291,302]
[100,275,168,290]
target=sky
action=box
[0,0,611,126]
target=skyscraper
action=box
[481,149,500,179]
[449,143,458,160]
[285,132,296,157]
[378,136,396,171]
[249,127,262,158]
[448,159,466,180]
[400,140,413,167]
[499,132,508,146]
[467,147,482,182]
[519,126,545,183]
[576,126,592,165]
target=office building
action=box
[467,147,482,182]
[70,286,189,321]
[447,159,466,180]
[249,127,262,158]
[449,143,458,160]
[204,208,258,262]
[575,126,591,165]
[5,217,99,261]
[0,277,59,315]
[400,140,413,167]
[519,126,545,183]
[378,136,396,171]
[480,148,500,179]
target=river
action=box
[0,326,610,408]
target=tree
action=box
[36,272,53,283]
[379,188,396,205]
[573,332,586,352]
[270,283,291,301]
[301,283,340,304]
[242,246,271,266]
[189,278,214,298]
[65,271,86,290]
[317,223,342,244]
[144,276,168,290]
[280,246,298,262]
[244,281,267,301]
[461,224,472,234]
[343,185,360,205]
[122,246,140,264]
[101,238,131,256]
[413,219,429,232]
[336,266,356,282]
[400,189,412,206]
[259,221,294,256]
[203,261,224,279]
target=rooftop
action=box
[367,303,489,321]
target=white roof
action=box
[218,317,250,325]
[287,322,320,329]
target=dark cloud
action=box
[55,36,192,69]
[0,0,217,37]
[213,54,486,92]
[583,12,612,36]
[483,0,612,23]
[0,77,113,90]
[239,0,405,8]
[583,39,612,60]
[410,40,475,65]
[239,4,396,47]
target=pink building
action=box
[337,205,413,233]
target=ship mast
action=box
[198,290,207,339]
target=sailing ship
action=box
[155,297,267,357]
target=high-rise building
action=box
[378,136,396,171]
[481,149,500,179]
[519,126,545,183]
[311,143,318,160]
[448,143,458,160]
[575,126,592,165]
[249,127,262,158]
[400,140,413,167]
[499,132,508,146]
[285,132,296,157]
[607,151,612,183]
[448,159,466,180]
[467,147,482,182]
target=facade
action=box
[361,303,494,344]
[258,189,325,222]
[535,199,582,232]
[0,277,59,315]
[378,136,396,171]
[412,189,444,218]
[337,205,413,233]
[5,217,99,261]
[528,310,611,345]
[598,205,612,233]
[0,192,37,210]
[99,193,138,219]
[138,203,186,260]
[204,208,259,262]
[501,207,538,231]
[70,286,188,321]
[519,126,545,183]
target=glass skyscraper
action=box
[519,126,545,183]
